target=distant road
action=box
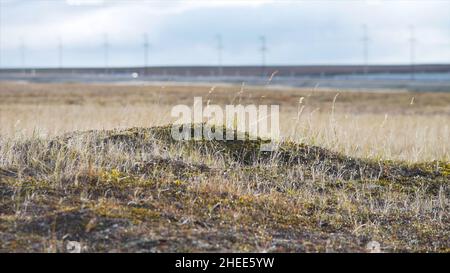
[1,64,450,76]
[1,64,450,92]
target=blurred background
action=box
[0,0,449,91]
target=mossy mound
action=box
[55,124,449,183]
[0,124,448,252]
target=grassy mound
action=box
[0,125,448,252]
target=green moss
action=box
[129,207,161,222]
[90,200,160,224]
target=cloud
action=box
[0,0,449,67]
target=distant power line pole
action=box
[216,34,223,76]
[19,37,26,73]
[143,33,149,75]
[362,24,369,75]
[260,35,267,76]
[58,36,63,69]
[103,33,109,73]
[409,25,416,80]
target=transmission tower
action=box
[216,34,223,76]
[143,33,149,75]
[103,33,109,73]
[260,35,267,76]
[58,36,63,69]
[362,24,369,75]
[409,25,416,80]
[19,38,26,73]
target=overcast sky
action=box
[0,0,449,68]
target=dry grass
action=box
[0,82,449,252]
[0,125,448,252]
[0,82,449,162]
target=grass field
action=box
[0,82,449,252]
